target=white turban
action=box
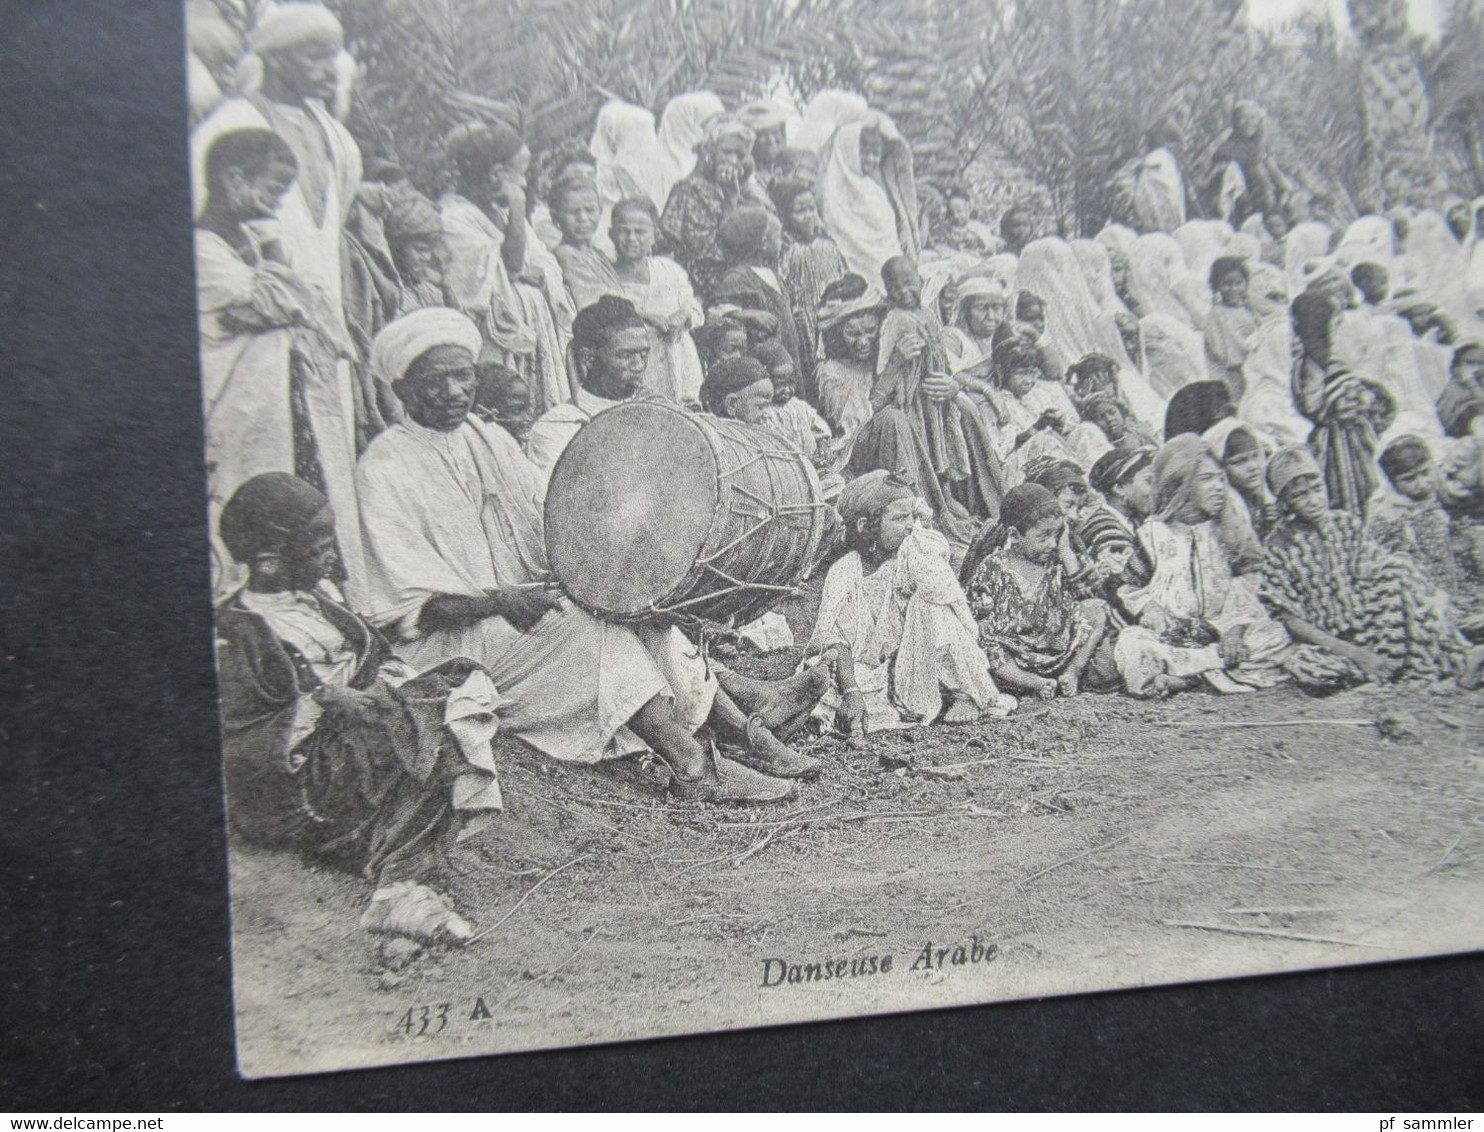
[371,308,483,387]
[248,3,343,55]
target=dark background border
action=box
[1,0,1480,1111]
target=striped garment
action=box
[1259,510,1467,687]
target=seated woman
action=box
[709,205,803,375]
[943,274,1011,431]
[964,483,1117,699]
[808,472,1017,732]
[813,275,884,441]
[1259,445,1484,692]
[1371,435,1466,605]
[1114,434,1296,698]
[1202,418,1279,545]
[214,473,503,946]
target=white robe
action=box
[192,96,369,604]
[808,527,1011,730]
[356,417,715,761]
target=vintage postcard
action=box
[187,0,1484,1078]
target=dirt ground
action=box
[229,627,1484,1079]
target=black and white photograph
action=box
[182,0,1484,1080]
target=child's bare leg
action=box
[1059,601,1109,696]
[992,659,1057,699]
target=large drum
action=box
[544,401,827,625]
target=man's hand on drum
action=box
[486,586,564,632]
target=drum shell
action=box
[543,402,826,625]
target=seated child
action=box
[1260,445,1484,691]
[808,472,1017,732]
[549,171,621,311]
[753,339,842,497]
[1370,435,1464,602]
[987,334,1110,482]
[214,474,503,946]
[964,483,1117,699]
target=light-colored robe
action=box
[192,95,368,603]
[808,527,1012,730]
[356,416,715,761]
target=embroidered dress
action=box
[967,547,1103,678]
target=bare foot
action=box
[1035,678,1058,700]
[1056,670,1081,697]
[1142,673,1195,700]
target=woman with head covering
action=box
[1282,220,1335,293]
[1128,232,1205,330]
[654,91,726,204]
[814,276,883,439]
[1369,435,1467,603]
[812,109,920,283]
[589,99,667,215]
[1203,418,1278,544]
[875,255,1006,521]
[214,471,504,945]
[660,116,756,298]
[1289,289,1397,516]
[808,471,1017,732]
[962,484,1117,699]
[1259,445,1484,692]
[1112,434,1296,697]
[440,120,573,414]
[1017,237,1167,430]
[1174,220,1232,313]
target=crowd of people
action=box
[191,3,1484,947]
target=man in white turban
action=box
[355,308,804,805]
[192,2,371,603]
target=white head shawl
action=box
[1096,224,1138,259]
[793,89,871,154]
[983,252,1018,292]
[1283,221,1333,291]
[1016,237,1165,426]
[1403,208,1476,331]
[1174,220,1233,285]
[248,3,343,54]
[1129,232,1203,328]
[1335,215,1395,269]
[1139,312,1207,400]
[655,91,726,203]
[814,111,919,283]
[1071,238,1126,319]
[589,99,666,212]
[371,307,484,388]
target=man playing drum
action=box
[355,307,815,804]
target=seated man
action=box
[525,295,652,476]
[214,473,502,946]
[808,471,1017,732]
[355,307,807,804]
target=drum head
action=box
[544,401,718,618]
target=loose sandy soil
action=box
[229,661,1484,1078]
